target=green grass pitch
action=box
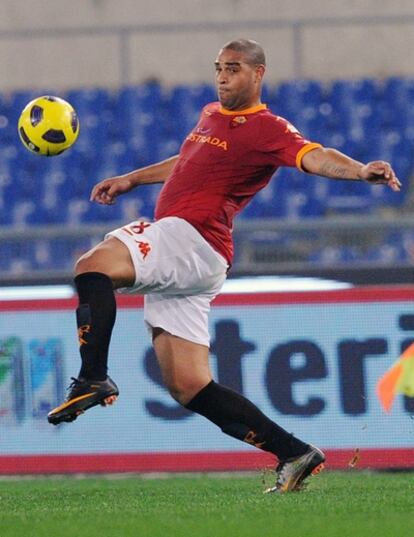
[1,471,413,537]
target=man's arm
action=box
[90,155,179,205]
[301,147,402,192]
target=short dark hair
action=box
[221,39,266,66]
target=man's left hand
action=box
[359,161,402,192]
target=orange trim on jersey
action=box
[296,143,323,171]
[219,104,267,115]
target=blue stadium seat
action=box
[5,241,35,273]
[0,241,13,270]
[272,80,324,116]
[113,84,166,156]
[58,169,91,202]
[11,201,36,226]
[158,138,181,161]
[47,237,93,270]
[9,90,40,117]
[329,79,378,107]
[119,197,147,222]
[166,85,203,140]
[292,105,326,140]
[324,175,375,213]
[0,111,15,145]
[240,167,324,220]
[133,183,162,219]
[183,83,217,109]
[365,241,406,265]
[116,83,163,115]
[66,198,90,225]
[75,112,111,152]
[82,200,122,224]
[64,88,116,151]
[65,88,112,115]
[2,76,414,274]
[382,78,414,111]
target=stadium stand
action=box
[1,77,414,273]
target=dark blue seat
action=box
[81,202,122,224]
[0,109,15,145]
[0,241,13,270]
[272,80,323,115]
[329,79,378,107]
[2,240,36,272]
[47,237,93,270]
[165,85,204,140]
[65,88,112,115]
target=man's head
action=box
[215,39,266,111]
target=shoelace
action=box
[66,377,83,392]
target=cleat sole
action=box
[102,395,118,406]
[311,463,325,475]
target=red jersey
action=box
[155,102,321,263]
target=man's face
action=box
[214,48,264,110]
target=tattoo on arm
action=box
[318,161,349,179]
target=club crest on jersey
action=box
[186,132,228,151]
[231,115,247,127]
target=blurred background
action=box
[1,0,414,474]
[1,0,414,283]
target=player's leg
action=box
[48,236,135,425]
[151,327,213,404]
[153,327,309,454]
[152,328,325,492]
[73,236,135,379]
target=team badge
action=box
[231,116,247,128]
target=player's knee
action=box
[164,378,186,404]
[166,378,209,406]
[75,249,109,276]
[75,238,135,288]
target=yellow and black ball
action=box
[18,95,80,156]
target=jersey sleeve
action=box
[259,115,322,170]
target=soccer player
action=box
[48,39,401,493]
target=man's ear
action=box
[255,64,266,83]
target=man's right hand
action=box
[90,176,136,205]
[90,155,179,204]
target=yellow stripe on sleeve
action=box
[296,143,323,171]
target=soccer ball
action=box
[18,95,80,156]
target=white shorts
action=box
[106,217,228,347]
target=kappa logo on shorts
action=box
[136,240,151,259]
[121,222,152,259]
